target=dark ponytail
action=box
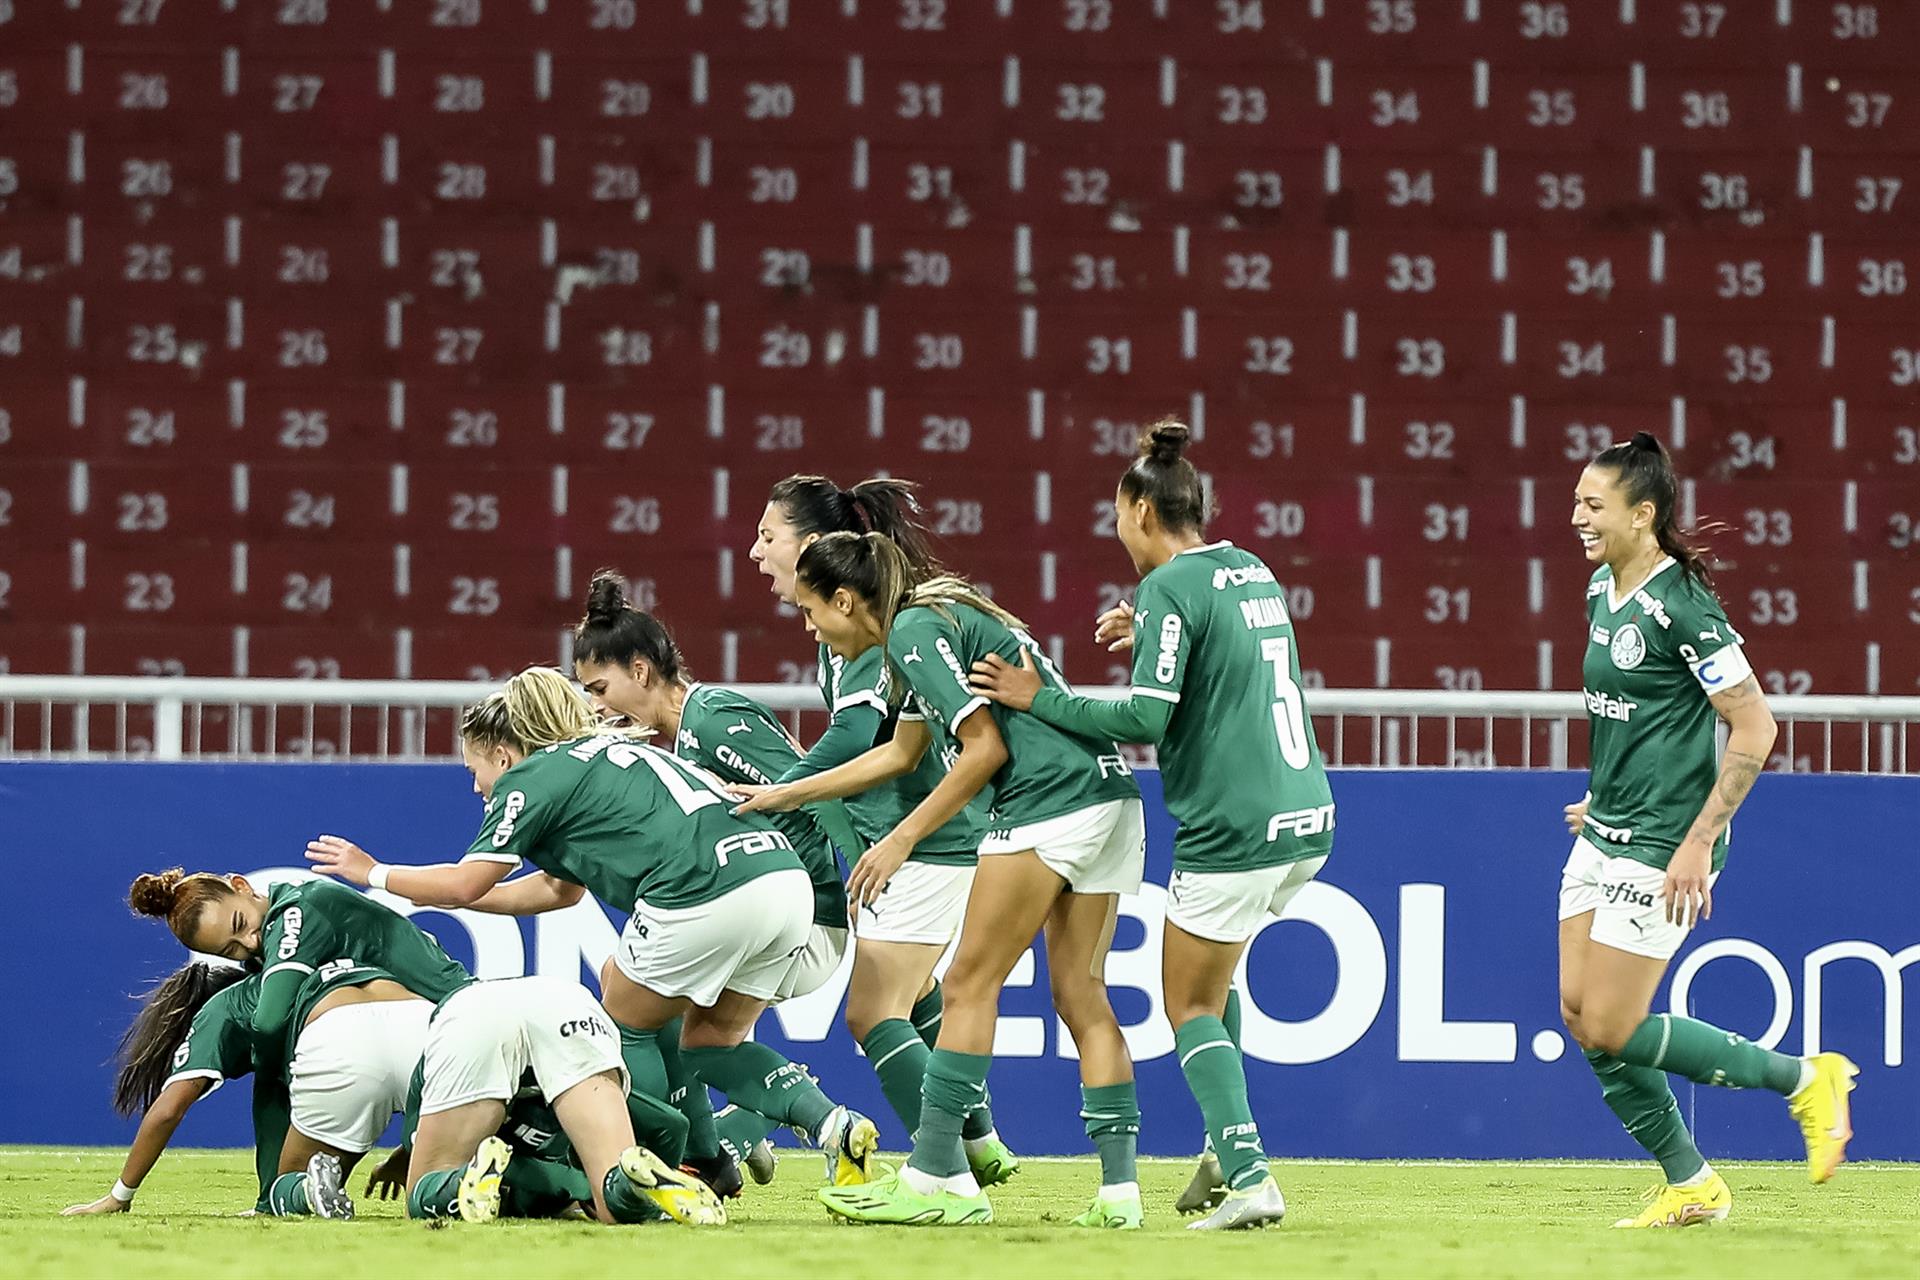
[1117,417,1214,535]
[768,475,945,580]
[1590,432,1717,589]
[798,532,1026,636]
[113,962,249,1116]
[571,570,686,679]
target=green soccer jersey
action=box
[1105,542,1333,872]
[674,682,849,929]
[1581,558,1753,871]
[162,975,257,1097]
[804,643,982,865]
[462,732,805,912]
[887,602,1139,830]
[256,880,472,1076]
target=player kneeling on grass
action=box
[403,974,723,1226]
[970,420,1317,1231]
[1561,433,1856,1228]
[737,535,1145,1229]
[304,669,882,1193]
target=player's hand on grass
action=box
[730,783,796,815]
[61,1193,130,1215]
[846,835,911,910]
[306,834,375,886]
[1562,797,1589,836]
[1093,602,1135,652]
[1663,842,1713,928]
[366,1147,408,1201]
[969,649,1043,711]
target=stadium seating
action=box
[0,0,1911,709]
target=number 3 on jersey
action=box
[1261,636,1311,769]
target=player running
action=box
[304,668,882,1189]
[745,476,1018,1184]
[737,534,1142,1228]
[969,420,1321,1230]
[1561,432,1856,1227]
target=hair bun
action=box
[1142,418,1191,465]
[584,570,629,622]
[128,868,185,918]
[1630,431,1664,454]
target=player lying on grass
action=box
[1560,432,1856,1227]
[70,868,461,1220]
[742,476,1019,1187]
[736,534,1145,1229]
[396,974,724,1226]
[969,420,1322,1232]
[304,669,882,1193]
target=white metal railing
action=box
[0,676,1916,773]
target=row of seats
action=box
[7,302,1919,398]
[6,0,1910,66]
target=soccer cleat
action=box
[305,1152,354,1221]
[1070,1188,1144,1230]
[456,1137,511,1224]
[744,1138,779,1186]
[1174,1150,1228,1215]
[621,1146,728,1226]
[1187,1177,1285,1231]
[682,1149,745,1200]
[818,1172,992,1226]
[818,1106,882,1186]
[1788,1052,1858,1184]
[966,1135,1021,1188]
[1611,1174,1732,1228]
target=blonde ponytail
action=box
[460,667,598,753]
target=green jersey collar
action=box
[1605,555,1676,614]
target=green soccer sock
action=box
[1080,1081,1140,1188]
[617,1021,671,1102]
[681,1042,836,1138]
[909,1048,990,1179]
[861,1018,932,1139]
[501,1156,594,1219]
[1617,1012,1804,1094]
[714,1104,777,1164]
[1584,1048,1708,1184]
[627,1085,690,1168]
[1175,1016,1268,1191]
[265,1170,312,1216]
[600,1163,666,1224]
[910,979,945,1044]
[406,1166,463,1220]
[659,1016,723,1162]
[1224,986,1243,1049]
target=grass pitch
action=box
[5,1147,1916,1280]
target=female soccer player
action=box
[746,476,1017,1182]
[968,420,1321,1231]
[737,534,1142,1228]
[401,973,724,1227]
[1559,433,1855,1227]
[304,668,881,1187]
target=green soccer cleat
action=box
[620,1146,728,1226]
[305,1152,354,1221]
[818,1172,993,1226]
[1071,1187,1143,1230]
[456,1137,511,1224]
[1175,1151,1227,1215]
[1187,1176,1286,1232]
[966,1135,1021,1188]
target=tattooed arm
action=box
[1665,676,1778,927]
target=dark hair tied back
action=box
[768,475,944,581]
[1590,431,1719,590]
[572,569,686,679]
[1117,416,1214,535]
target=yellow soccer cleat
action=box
[1612,1174,1732,1228]
[456,1136,511,1224]
[1787,1051,1859,1184]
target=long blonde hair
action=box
[460,667,600,753]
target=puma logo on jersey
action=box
[726,720,753,735]
[1698,626,1722,642]
[901,646,923,664]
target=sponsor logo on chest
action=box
[1584,688,1638,721]
[712,829,793,866]
[933,637,969,686]
[715,744,771,784]
[1155,614,1183,681]
[1589,625,1611,646]
[1609,622,1647,670]
[1268,803,1336,840]
[1212,563,1276,590]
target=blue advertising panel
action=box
[2,763,1911,1161]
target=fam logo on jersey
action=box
[1609,622,1647,670]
